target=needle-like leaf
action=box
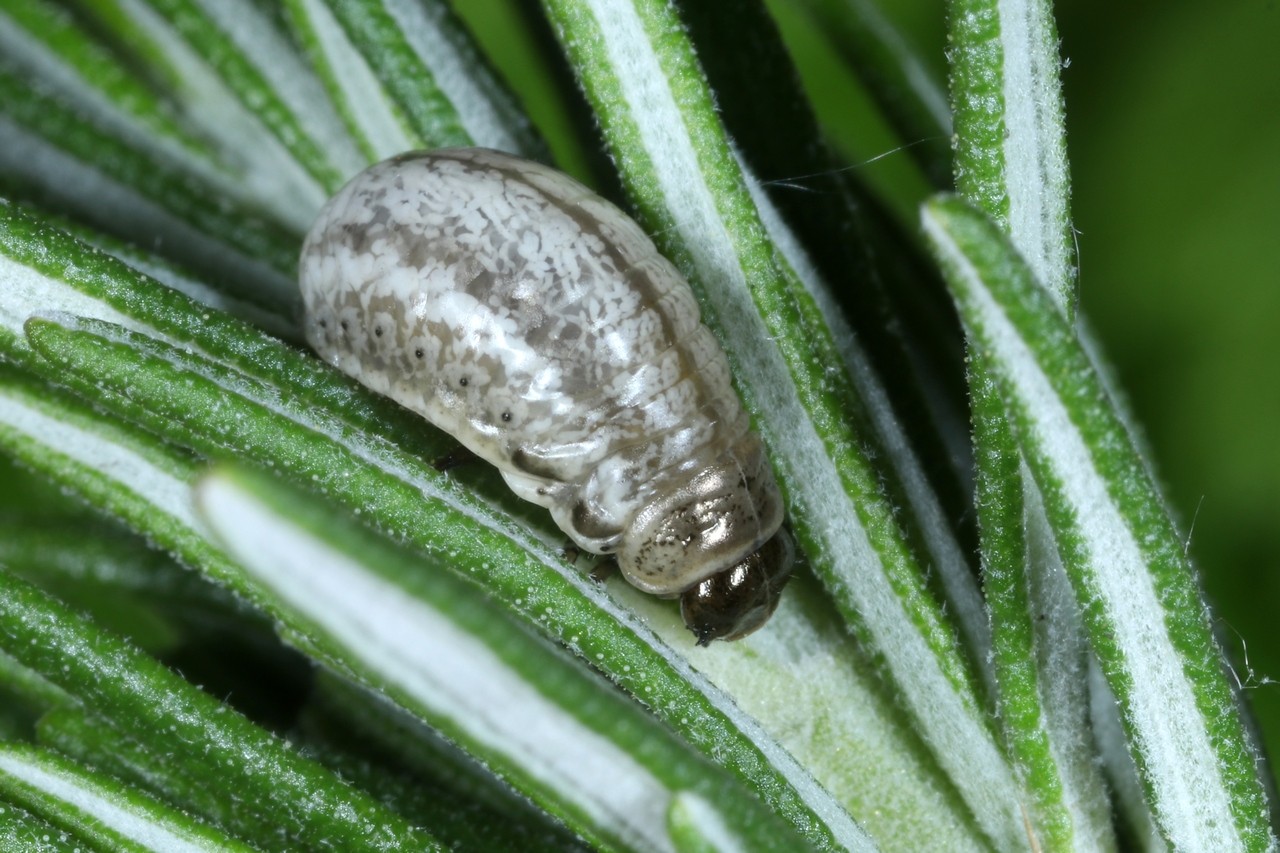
[923,194,1275,851]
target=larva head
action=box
[680,528,794,645]
[614,436,791,642]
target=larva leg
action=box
[588,556,619,585]
[561,543,617,584]
[432,445,478,473]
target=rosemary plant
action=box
[0,0,1272,850]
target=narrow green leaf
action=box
[0,89,299,313]
[0,367,227,590]
[33,708,263,842]
[0,515,257,655]
[678,2,984,684]
[945,0,1074,315]
[0,450,96,519]
[0,744,255,853]
[0,799,82,853]
[20,310,895,850]
[0,569,441,851]
[282,0,424,159]
[942,0,1101,845]
[0,0,214,163]
[0,518,226,608]
[971,354,1115,850]
[0,649,69,739]
[198,465,812,853]
[539,1,1021,846]
[50,212,298,343]
[283,0,540,157]
[68,0,364,201]
[42,706,450,849]
[296,676,591,853]
[922,194,1275,851]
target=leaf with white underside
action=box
[743,174,994,697]
[0,744,255,853]
[539,1,1025,847]
[282,0,538,160]
[51,216,297,342]
[286,677,589,853]
[922,194,1276,852]
[678,0,995,705]
[0,368,223,589]
[2,203,913,851]
[1087,662,1169,850]
[0,0,214,165]
[0,5,321,236]
[0,80,299,314]
[0,570,441,851]
[283,0,424,159]
[942,0,1115,846]
[18,290,886,851]
[946,0,1074,314]
[970,368,1114,851]
[197,465,815,853]
[68,0,364,201]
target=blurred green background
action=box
[1055,0,1280,768]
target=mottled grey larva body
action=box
[299,148,792,643]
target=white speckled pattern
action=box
[299,148,784,595]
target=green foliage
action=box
[0,0,1273,850]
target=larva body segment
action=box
[299,148,792,643]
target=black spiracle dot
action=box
[501,411,512,423]
[317,318,327,328]
[459,377,468,387]
[414,348,424,359]
[339,320,349,331]
[374,326,384,338]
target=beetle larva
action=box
[299,148,793,644]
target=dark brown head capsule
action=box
[680,528,794,645]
